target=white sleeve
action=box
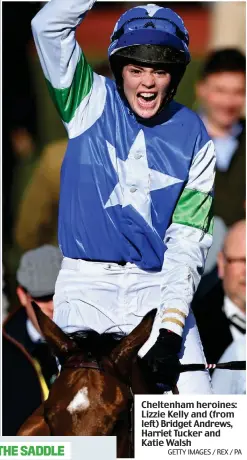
[160,135,216,337]
[31,0,106,138]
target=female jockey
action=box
[32,0,215,394]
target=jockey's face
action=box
[122,64,171,118]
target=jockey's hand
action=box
[143,329,182,389]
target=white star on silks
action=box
[104,130,182,225]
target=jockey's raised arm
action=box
[31,0,103,138]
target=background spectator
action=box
[193,220,246,365]
[194,48,246,298]
[2,245,62,435]
[196,48,245,227]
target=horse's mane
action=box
[67,330,124,361]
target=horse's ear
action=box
[32,301,77,356]
[110,309,157,378]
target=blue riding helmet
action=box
[108,4,190,64]
[108,4,191,102]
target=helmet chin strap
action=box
[160,86,176,109]
[155,66,186,113]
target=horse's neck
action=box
[131,359,150,395]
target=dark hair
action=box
[199,48,246,80]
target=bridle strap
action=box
[62,355,131,387]
[63,360,102,371]
[62,352,104,371]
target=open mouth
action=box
[137,92,157,107]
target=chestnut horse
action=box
[18,304,157,458]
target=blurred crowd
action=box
[2,1,246,435]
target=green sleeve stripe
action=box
[172,188,214,235]
[45,52,93,124]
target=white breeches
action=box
[53,258,213,394]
